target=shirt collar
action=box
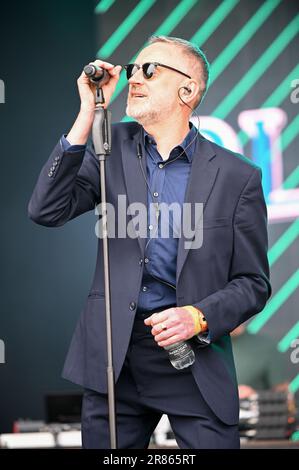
[143,122,197,163]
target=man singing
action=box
[28,36,271,449]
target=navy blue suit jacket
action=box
[28,122,271,425]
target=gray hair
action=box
[147,35,210,107]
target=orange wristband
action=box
[183,306,208,335]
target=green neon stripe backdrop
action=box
[281,113,299,152]
[212,14,299,119]
[278,320,299,393]
[249,220,299,342]
[284,166,299,190]
[209,0,281,85]
[238,63,299,146]
[97,0,156,58]
[268,219,299,267]
[247,269,299,334]
[289,374,299,394]
[190,0,239,46]
[278,321,299,352]
[95,0,116,14]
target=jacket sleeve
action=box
[194,168,271,344]
[28,138,100,227]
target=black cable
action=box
[137,89,201,251]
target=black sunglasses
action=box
[123,62,191,80]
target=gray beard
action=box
[126,105,160,126]
[126,98,175,126]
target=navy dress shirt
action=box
[137,124,197,312]
[61,124,197,313]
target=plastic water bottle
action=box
[164,341,195,369]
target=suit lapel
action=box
[121,127,219,271]
[176,136,219,283]
[121,126,147,255]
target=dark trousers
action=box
[81,312,240,449]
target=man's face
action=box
[126,43,192,126]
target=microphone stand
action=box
[92,83,117,449]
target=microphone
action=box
[83,64,110,86]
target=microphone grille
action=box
[84,65,96,77]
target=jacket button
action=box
[129,302,136,311]
[139,258,143,265]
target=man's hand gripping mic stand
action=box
[92,83,117,449]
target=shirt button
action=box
[149,225,154,231]
[159,164,163,169]
[129,302,136,311]
[144,258,149,264]
[142,286,148,292]
[153,192,159,197]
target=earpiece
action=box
[178,86,193,111]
